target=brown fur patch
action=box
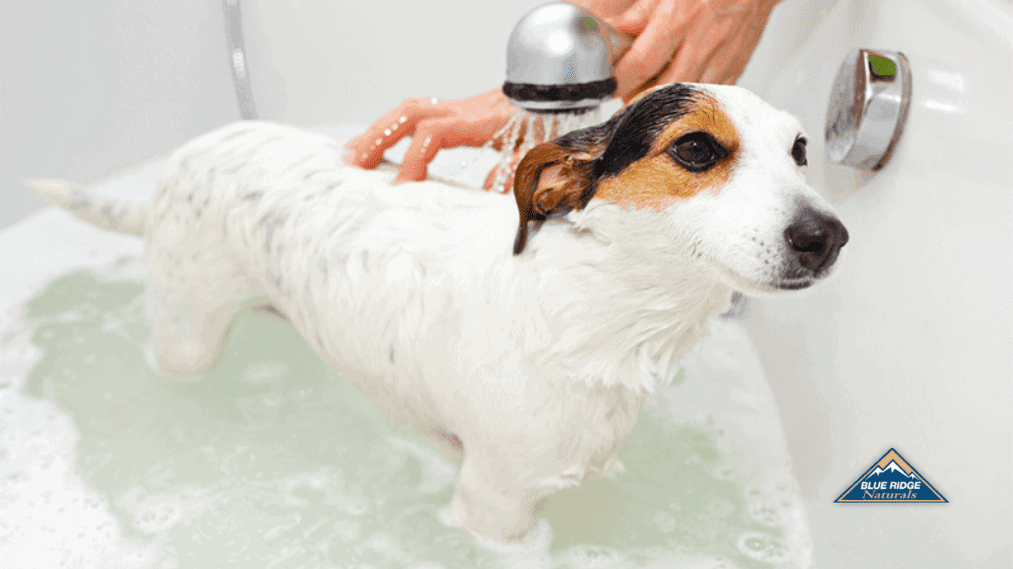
[513,142,599,255]
[595,97,740,211]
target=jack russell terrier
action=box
[31,83,848,543]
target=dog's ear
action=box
[511,85,706,254]
[512,142,599,255]
[511,98,658,255]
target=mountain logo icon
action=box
[835,448,947,503]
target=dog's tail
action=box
[27,179,147,237]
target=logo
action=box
[835,448,947,503]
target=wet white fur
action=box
[32,84,841,543]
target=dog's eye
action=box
[669,133,725,171]
[792,136,808,166]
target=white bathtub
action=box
[736,0,1013,567]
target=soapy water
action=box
[0,259,813,568]
[484,108,604,194]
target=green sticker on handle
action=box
[582,16,599,31]
[868,54,896,78]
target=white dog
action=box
[32,83,848,543]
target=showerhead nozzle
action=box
[503,2,632,113]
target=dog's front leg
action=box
[450,455,545,543]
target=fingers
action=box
[700,47,747,85]
[663,9,742,84]
[393,118,456,184]
[612,0,778,93]
[701,2,777,85]
[344,115,408,169]
[395,108,512,184]
[663,42,715,86]
[614,26,686,99]
[612,0,689,100]
[346,89,515,185]
[345,97,444,168]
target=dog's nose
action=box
[784,208,849,273]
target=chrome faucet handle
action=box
[825,49,912,171]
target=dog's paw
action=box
[468,518,554,567]
[143,341,206,382]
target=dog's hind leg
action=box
[144,253,254,377]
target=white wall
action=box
[238,0,546,125]
[1,0,546,230]
[1,0,238,230]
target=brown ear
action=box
[512,142,596,255]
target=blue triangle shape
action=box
[835,448,947,503]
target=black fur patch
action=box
[559,83,702,209]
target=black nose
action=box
[784,208,849,273]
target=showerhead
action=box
[502,2,632,113]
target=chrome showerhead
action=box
[502,2,632,113]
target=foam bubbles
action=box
[652,511,677,534]
[561,545,623,568]
[735,532,787,563]
[241,360,289,384]
[470,518,554,569]
[133,502,183,534]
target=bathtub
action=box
[736,0,1013,567]
[2,0,1010,567]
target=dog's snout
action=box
[784,208,849,274]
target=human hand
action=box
[344,88,519,186]
[607,0,780,100]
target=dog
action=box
[31,83,848,543]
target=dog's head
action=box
[513,83,848,294]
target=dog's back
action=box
[147,121,520,383]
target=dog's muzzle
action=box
[784,207,850,276]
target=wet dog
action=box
[32,83,847,542]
